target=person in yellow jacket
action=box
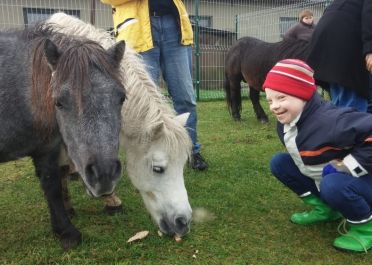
[101,0,208,170]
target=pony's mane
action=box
[47,13,191,156]
[29,23,123,134]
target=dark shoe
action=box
[191,153,208,170]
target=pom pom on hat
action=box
[263,59,316,101]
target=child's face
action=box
[266,88,306,124]
[302,16,314,25]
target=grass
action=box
[0,100,370,264]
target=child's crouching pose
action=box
[264,59,372,253]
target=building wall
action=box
[0,0,329,96]
[0,0,112,29]
[0,1,327,42]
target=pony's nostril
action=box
[174,215,190,236]
[160,218,172,235]
[85,163,98,186]
[175,216,188,228]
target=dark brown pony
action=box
[224,36,310,122]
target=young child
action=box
[264,59,372,253]
[284,9,315,41]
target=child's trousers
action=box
[270,152,372,223]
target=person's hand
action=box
[322,160,351,177]
[366,53,372,72]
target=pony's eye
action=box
[153,166,165,174]
[119,95,125,105]
[55,100,63,109]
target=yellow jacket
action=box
[101,0,193,52]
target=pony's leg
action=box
[229,79,242,121]
[103,192,123,215]
[33,152,81,250]
[60,165,76,218]
[249,88,268,123]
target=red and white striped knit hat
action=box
[263,59,316,101]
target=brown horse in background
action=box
[224,36,310,122]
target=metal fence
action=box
[190,0,331,100]
[0,0,331,100]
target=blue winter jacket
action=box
[277,93,372,177]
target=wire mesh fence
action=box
[0,0,331,101]
[188,0,331,100]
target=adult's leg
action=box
[140,48,161,84]
[140,16,162,84]
[330,83,367,112]
[158,15,201,154]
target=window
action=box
[279,16,298,38]
[189,15,212,28]
[23,8,80,27]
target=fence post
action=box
[235,14,238,40]
[194,0,200,101]
[90,0,96,25]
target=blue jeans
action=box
[330,83,367,112]
[321,173,372,222]
[140,14,201,154]
[270,152,372,222]
[270,153,319,196]
[367,75,372,113]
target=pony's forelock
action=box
[48,13,192,158]
[30,22,124,135]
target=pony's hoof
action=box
[258,116,269,124]
[66,207,76,218]
[232,116,241,121]
[69,172,80,181]
[104,204,123,215]
[59,227,82,251]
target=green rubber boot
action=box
[290,194,342,225]
[333,220,372,253]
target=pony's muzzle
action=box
[160,215,191,237]
[84,159,121,196]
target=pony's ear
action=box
[108,40,125,67]
[44,39,61,71]
[174,113,190,126]
[149,120,165,140]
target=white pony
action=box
[49,13,193,237]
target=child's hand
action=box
[322,160,351,177]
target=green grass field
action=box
[0,100,370,264]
